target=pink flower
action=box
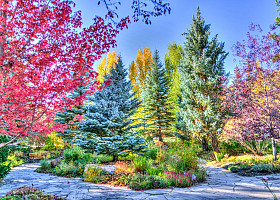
[263,176,268,182]
[192,174,196,181]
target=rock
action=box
[84,164,116,174]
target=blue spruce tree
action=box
[177,8,228,152]
[74,57,147,161]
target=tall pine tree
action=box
[74,57,147,161]
[55,85,88,142]
[142,50,174,142]
[177,8,228,152]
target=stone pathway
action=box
[1,163,280,199]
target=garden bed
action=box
[0,186,66,200]
[209,154,280,176]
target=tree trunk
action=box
[201,136,209,151]
[112,154,118,162]
[211,135,220,153]
[159,135,163,142]
[272,137,277,161]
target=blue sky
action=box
[75,0,278,76]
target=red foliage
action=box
[0,0,129,145]
[225,24,280,146]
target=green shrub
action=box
[40,159,50,170]
[214,152,224,161]
[194,168,207,182]
[93,154,112,164]
[7,155,25,168]
[0,136,10,180]
[63,147,92,164]
[145,148,157,160]
[220,140,249,155]
[132,156,150,173]
[155,147,168,164]
[252,164,275,173]
[128,175,168,190]
[146,164,165,176]
[167,151,198,173]
[54,162,83,177]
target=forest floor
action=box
[1,163,280,200]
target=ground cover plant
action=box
[209,154,280,176]
[0,186,66,200]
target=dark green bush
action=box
[0,136,10,180]
[145,148,158,160]
[220,140,249,155]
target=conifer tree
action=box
[177,8,228,152]
[55,85,87,142]
[142,50,174,141]
[74,57,147,161]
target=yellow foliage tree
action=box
[164,43,183,121]
[129,47,153,99]
[129,47,153,127]
[97,51,117,82]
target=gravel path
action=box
[1,163,280,199]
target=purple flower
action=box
[192,174,196,181]
[263,176,268,182]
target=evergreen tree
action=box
[55,85,87,142]
[177,8,228,152]
[142,50,174,142]
[74,57,147,161]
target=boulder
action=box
[84,164,116,174]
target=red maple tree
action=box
[0,0,171,148]
[224,24,280,160]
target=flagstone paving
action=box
[1,163,280,199]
